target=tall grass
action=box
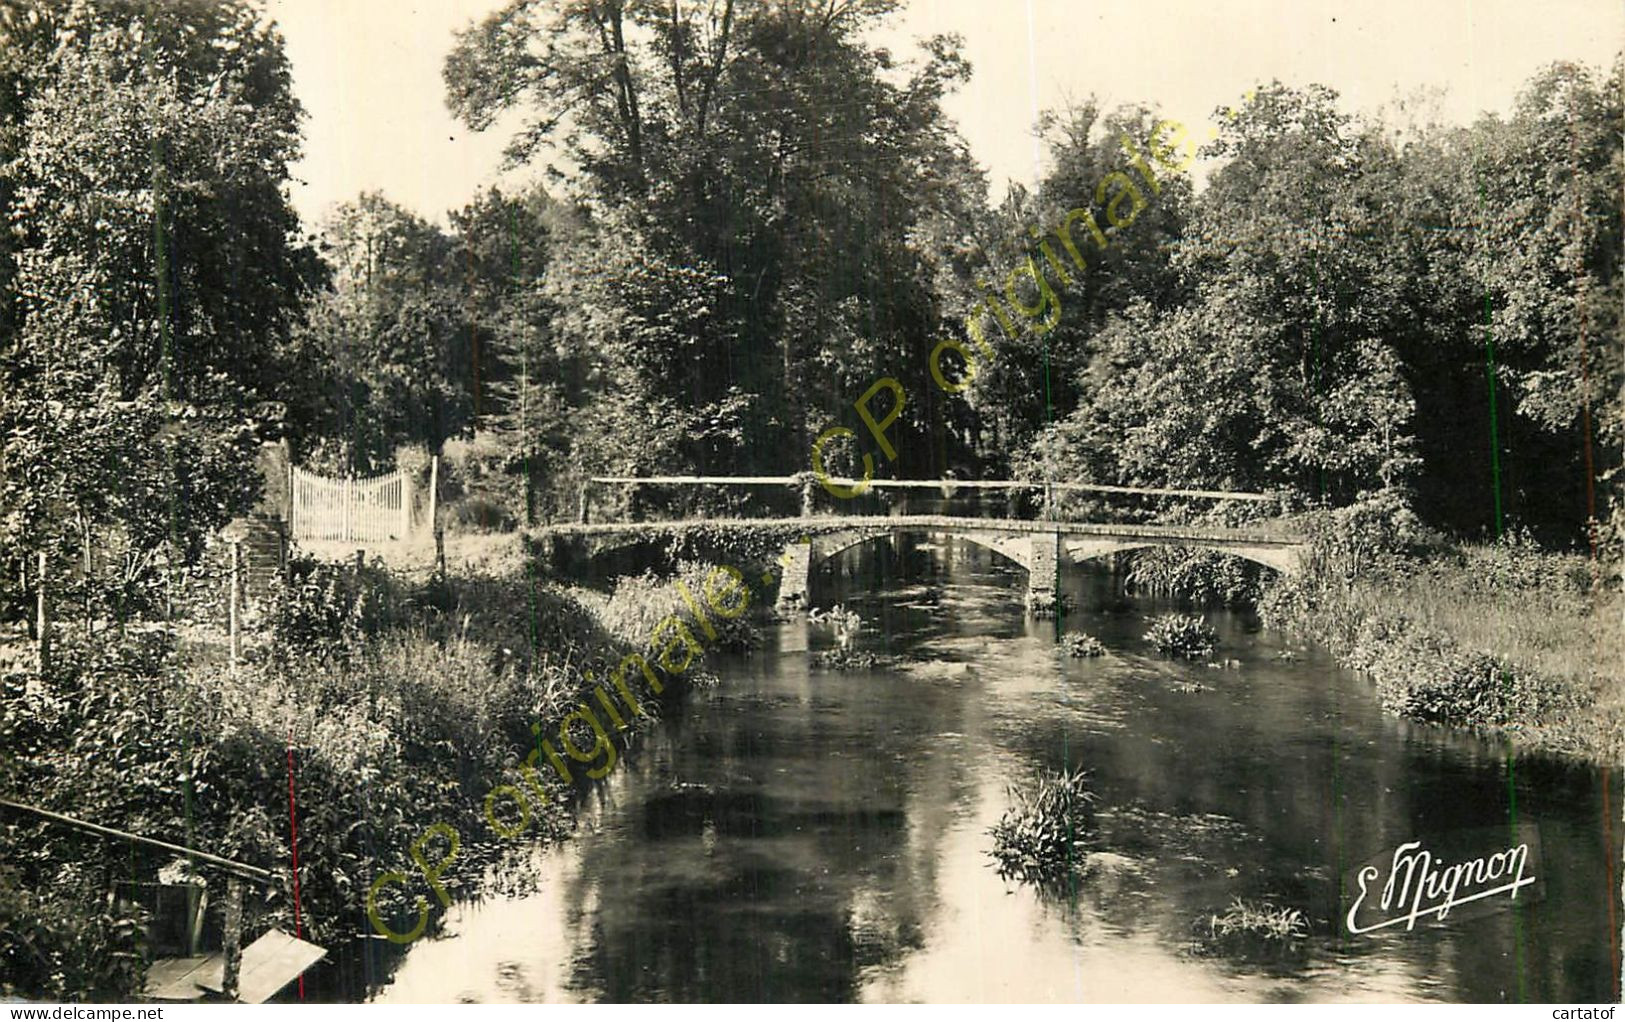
[592,561,760,653]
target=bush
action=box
[1457,528,1592,596]
[810,648,882,671]
[595,562,759,654]
[0,869,148,1001]
[1144,614,1217,658]
[445,495,518,534]
[264,554,405,665]
[988,767,1097,887]
[1347,615,1575,727]
[1126,547,1263,605]
[1062,632,1106,658]
[1257,522,1620,760]
[1025,590,1074,619]
[1,561,658,996]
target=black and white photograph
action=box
[0,0,1621,1008]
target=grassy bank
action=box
[1259,520,1622,763]
[0,552,758,1000]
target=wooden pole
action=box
[342,476,353,544]
[287,464,296,542]
[428,455,439,538]
[578,481,590,524]
[82,522,92,635]
[19,556,30,640]
[228,541,242,672]
[221,877,243,1001]
[0,799,275,883]
[400,469,413,541]
[35,550,48,674]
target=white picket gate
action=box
[289,467,414,543]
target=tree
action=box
[444,0,985,484]
[0,1,318,617]
[955,101,1192,464]
[289,194,468,473]
[1026,83,1423,511]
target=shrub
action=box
[445,495,518,534]
[1348,615,1574,727]
[0,869,148,1001]
[1458,528,1592,596]
[595,562,759,653]
[988,767,1097,887]
[1062,632,1106,658]
[1257,523,1619,760]
[1144,614,1217,658]
[261,553,409,665]
[1126,547,1263,605]
[810,648,882,671]
[1,563,643,995]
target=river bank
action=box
[1257,526,1622,764]
[0,548,769,1001]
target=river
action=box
[369,536,1621,1003]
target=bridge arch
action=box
[1062,538,1301,576]
[813,527,1034,576]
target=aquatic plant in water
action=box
[1144,613,1218,658]
[988,767,1098,887]
[808,604,863,651]
[1203,898,1308,943]
[1062,632,1107,658]
[1025,590,1074,619]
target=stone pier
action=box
[775,538,812,611]
[1026,532,1060,608]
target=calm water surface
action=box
[371,538,1622,1003]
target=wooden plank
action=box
[196,929,325,1004]
[534,515,1303,545]
[588,475,1276,502]
[144,955,216,1001]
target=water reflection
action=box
[373,537,1621,1003]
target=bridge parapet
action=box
[531,512,1307,611]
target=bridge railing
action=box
[580,475,1288,530]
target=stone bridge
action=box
[531,514,1307,609]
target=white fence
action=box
[289,467,414,543]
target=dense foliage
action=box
[1259,506,1620,760]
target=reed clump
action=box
[988,767,1098,888]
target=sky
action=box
[267,0,1625,229]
